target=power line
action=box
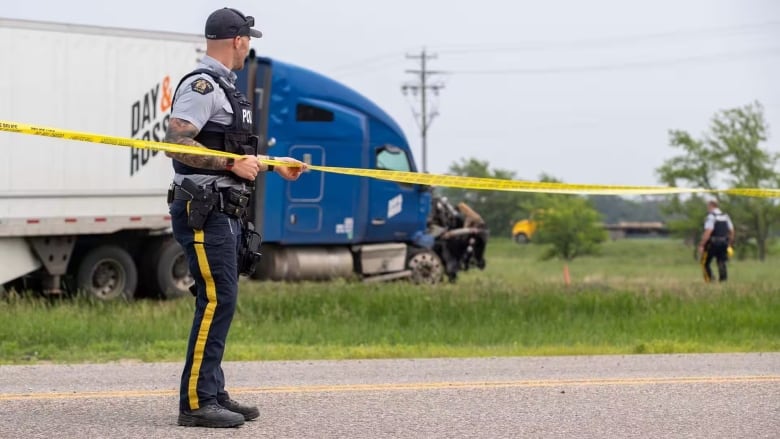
[431,21,780,55]
[328,51,404,74]
[402,48,445,174]
[325,22,780,76]
[334,58,406,78]
[442,47,780,76]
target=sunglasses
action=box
[228,8,254,32]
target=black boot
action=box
[178,403,245,428]
[220,398,260,421]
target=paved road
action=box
[0,353,777,438]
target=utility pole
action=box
[402,48,444,173]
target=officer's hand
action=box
[232,155,261,181]
[273,157,308,181]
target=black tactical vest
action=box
[709,212,730,239]
[171,68,257,184]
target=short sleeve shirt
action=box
[703,208,734,231]
[171,55,237,129]
[170,55,244,189]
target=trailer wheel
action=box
[142,238,193,300]
[76,246,137,301]
[407,249,444,285]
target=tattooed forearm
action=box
[164,118,228,170]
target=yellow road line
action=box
[1,376,777,401]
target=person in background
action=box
[697,200,734,283]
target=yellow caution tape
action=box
[0,120,237,160]
[719,187,780,198]
[309,164,700,195]
[1,120,777,198]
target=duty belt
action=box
[169,183,252,218]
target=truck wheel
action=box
[407,249,444,285]
[514,233,529,244]
[76,246,137,301]
[143,239,193,300]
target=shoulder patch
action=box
[191,78,214,95]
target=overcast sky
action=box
[4,0,779,187]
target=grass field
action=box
[0,238,778,364]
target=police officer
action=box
[163,7,305,428]
[697,200,735,283]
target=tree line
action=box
[440,101,778,261]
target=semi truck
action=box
[0,18,487,300]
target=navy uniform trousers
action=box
[170,199,243,412]
[701,238,729,282]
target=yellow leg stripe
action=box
[700,250,711,283]
[187,228,218,410]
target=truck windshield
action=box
[376,145,411,172]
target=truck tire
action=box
[76,245,137,301]
[407,249,444,285]
[141,238,193,300]
[514,233,529,244]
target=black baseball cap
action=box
[205,7,262,40]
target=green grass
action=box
[1,238,778,364]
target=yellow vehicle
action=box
[511,219,537,244]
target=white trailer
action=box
[0,18,203,299]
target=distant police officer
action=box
[697,200,735,283]
[163,7,305,428]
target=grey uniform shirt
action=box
[171,55,245,190]
[703,208,734,231]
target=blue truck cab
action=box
[235,53,438,281]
